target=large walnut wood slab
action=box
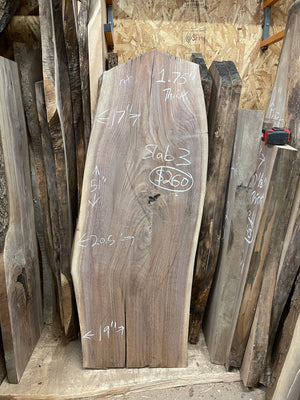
[0,56,42,383]
[72,49,208,368]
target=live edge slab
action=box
[71,49,208,368]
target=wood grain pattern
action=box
[72,0,91,149]
[239,1,300,385]
[39,0,78,338]
[0,331,6,384]
[240,144,298,386]
[72,49,208,368]
[190,53,212,113]
[203,109,264,364]
[13,42,56,324]
[0,0,20,33]
[189,61,241,344]
[0,321,241,399]
[266,271,300,400]
[62,0,85,202]
[0,56,43,383]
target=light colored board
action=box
[88,0,107,122]
[72,49,208,368]
[39,0,78,338]
[13,42,56,324]
[0,56,43,383]
[189,61,241,344]
[266,272,300,400]
[0,321,241,399]
[203,109,264,364]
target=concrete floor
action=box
[108,381,266,399]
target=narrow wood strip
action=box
[39,0,78,338]
[260,29,285,48]
[190,53,212,113]
[189,61,241,344]
[13,42,57,324]
[266,271,300,400]
[73,0,91,149]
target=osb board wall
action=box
[113,0,294,110]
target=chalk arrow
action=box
[129,113,141,126]
[116,326,125,336]
[95,110,109,125]
[92,165,100,176]
[119,235,135,246]
[77,233,90,248]
[88,193,100,208]
[82,331,94,340]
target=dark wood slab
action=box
[0,56,43,383]
[39,0,78,338]
[203,109,264,364]
[72,0,91,149]
[72,49,208,368]
[0,0,20,34]
[239,1,300,386]
[189,60,241,344]
[190,53,212,113]
[13,42,56,325]
[266,271,300,400]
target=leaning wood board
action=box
[14,42,57,325]
[0,56,43,383]
[39,0,78,338]
[72,49,208,368]
[239,1,300,385]
[203,109,264,364]
[266,271,300,400]
[189,61,241,344]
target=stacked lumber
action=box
[72,49,208,368]
[0,0,114,383]
[202,0,300,391]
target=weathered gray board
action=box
[189,61,241,344]
[0,56,43,383]
[72,49,208,368]
[203,109,264,364]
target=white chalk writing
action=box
[155,68,195,102]
[77,232,135,248]
[149,166,194,193]
[95,104,140,127]
[88,166,106,208]
[142,144,191,166]
[120,75,134,85]
[82,321,125,342]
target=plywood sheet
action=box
[113,0,294,110]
